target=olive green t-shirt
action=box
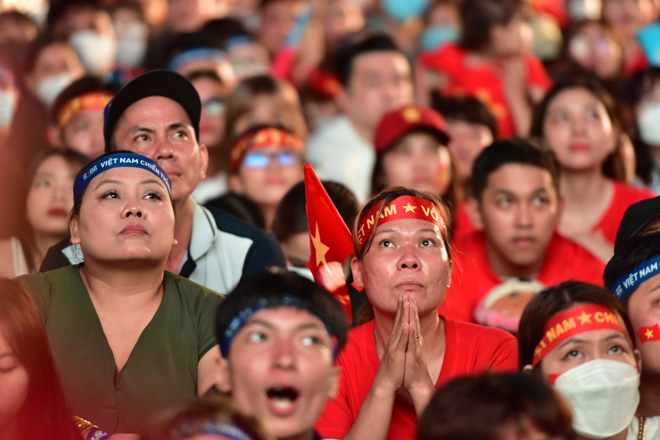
[18,265,222,435]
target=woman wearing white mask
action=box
[519,281,642,440]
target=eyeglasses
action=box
[202,98,226,116]
[243,151,301,168]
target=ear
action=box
[634,348,642,372]
[228,173,244,194]
[199,143,209,180]
[215,355,232,393]
[69,215,81,245]
[350,256,364,288]
[327,365,342,399]
[465,197,484,231]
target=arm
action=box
[500,57,532,137]
[198,345,221,396]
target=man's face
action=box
[223,307,340,439]
[340,51,413,135]
[112,96,208,203]
[477,164,560,277]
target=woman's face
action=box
[0,328,29,432]
[568,22,623,80]
[627,273,660,376]
[539,327,638,378]
[542,87,616,172]
[381,132,452,195]
[26,155,78,238]
[70,166,175,265]
[232,147,304,210]
[352,218,452,315]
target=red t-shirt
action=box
[441,232,605,323]
[419,44,552,138]
[315,317,518,440]
[452,202,477,244]
[593,181,655,245]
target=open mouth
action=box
[266,385,300,411]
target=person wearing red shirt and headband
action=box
[605,231,660,438]
[519,281,642,440]
[315,187,517,440]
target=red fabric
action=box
[624,46,650,78]
[315,317,518,440]
[419,44,552,138]
[593,181,656,245]
[452,202,477,244]
[304,164,354,323]
[440,232,605,323]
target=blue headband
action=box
[611,254,660,300]
[167,47,227,71]
[220,295,338,359]
[224,35,254,49]
[73,152,171,203]
[172,421,253,440]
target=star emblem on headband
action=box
[577,311,593,325]
[402,107,421,123]
[403,203,417,213]
[311,222,330,267]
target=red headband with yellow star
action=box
[532,304,625,366]
[229,126,304,173]
[356,195,447,254]
[57,92,114,129]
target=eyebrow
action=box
[94,178,122,190]
[247,319,325,332]
[373,227,440,237]
[492,187,549,197]
[141,178,165,189]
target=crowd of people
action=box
[2,0,660,439]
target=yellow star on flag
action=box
[402,107,421,123]
[577,311,592,325]
[646,329,654,340]
[311,222,330,267]
[403,203,417,213]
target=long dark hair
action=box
[0,279,82,440]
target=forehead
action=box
[374,217,442,234]
[548,87,601,109]
[117,96,192,129]
[351,51,409,77]
[486,164,555,192]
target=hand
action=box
[373,295,408,395]
[402,294,434,404]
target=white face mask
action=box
[69,30,117,76]
[554,358,640,439]
[115,22,149,69]
[638,102,660,146]
[0,91,16,128]
[287,265,315,281]
[36,73,75,106]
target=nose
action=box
[123,202,144,218]
[272,339,296,370]
[154,138,175,162]
[398,245,421,271]
[514,203,532,228]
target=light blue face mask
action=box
[0,91,16,129]
[383,0,429,22]
[419,25,459,51]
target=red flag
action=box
[304,164,354,323]
[638,323,660,343]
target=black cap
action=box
[614,196,660,253]
[103,69,201,152]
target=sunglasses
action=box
[243,151,301,168]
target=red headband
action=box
[57,91,114,129]
[356,195,447,254]
[532,304,624,366]
[229,127,305,173]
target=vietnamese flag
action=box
[304,164,353,323]
[638,323,660,343]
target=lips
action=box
[265,385,300,416]
[511,236,536,247]
[47,207,69,217]
[120,225,147,235]
[569,142,590,152]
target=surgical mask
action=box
[419,25,458,51]
[567,0,601,21]
[0,91,16,128]
[70,30,117,76]
[36,73,75,106]
[287,266,314,281]
[383,0,428,22]
[115,22,149,69]
[638,102,660,146]
[554,359,639,439]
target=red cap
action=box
[374,105,450,153]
